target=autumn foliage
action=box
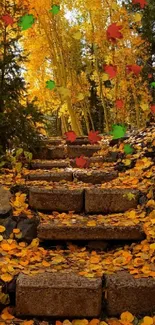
[4,0,152,135]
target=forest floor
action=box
[0,122,155,325]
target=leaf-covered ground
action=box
[0,122,155,320]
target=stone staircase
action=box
[2,134,155,319]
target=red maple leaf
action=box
[88,130,102,144]
[65,131,77,143]
[75,155,87,168]
[148,73,153,79]
[126,64,142,75]
[132,0,147,9]
[116,99,124,109]
[106,23,123,42]
[104,65,117,79]
[2,14,14,26]
[150,105,155,114]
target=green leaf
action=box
[16,148,23,157]
[123,192,136,201]
[18,14,35,31]
[0,161,6,168]
[150,81,155,88]
[15,162,22,173]
[0,292,10,305]
[49,5,60,15]
[24,151,33,162]
[124,144,134,155]
[110,124,127,139]
[46,80,56,90]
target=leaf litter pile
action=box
[0,122,155,321]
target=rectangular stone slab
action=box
[105,271,155,316]
[43,138,62,146]
[16,273,102,317]
[37,221,145,241]
[85,188,140,213]
[66,138,90,145]
[73,170,118,184]
[67,145,101,158]
[29,188,84,212]
[31,160,70,169]
[48,146,67,159]
[27,170,73,182]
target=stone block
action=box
[27,170,73,182]
[37,220,145,241]
[67,145,101,158]
[73,170,118,184]
[31,160,70,169]
[29,187,84,212]
[85,188,140,213]
[16,272,102,317]
[105,271,155,316]
[0,186,12,216]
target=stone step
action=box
[31,155,116,170]
[73,169,118,184]
[85,188,140,213]
[34,145,101,160]
[105,271,155,316]
[27,169,118,184]
[66,138,90,145]
[42,138,63,146]
[31,159,70,169]
[16,272,102,317]
[29,187,140,213]
[27,169,73,182]
[37,213,145,241]
[29,187,84,213]
[67,145,101,158]
[16,270,155,317]
[33,146,67,160]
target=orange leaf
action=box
[1,273,13,282]
[89,319,100,325]
[0,226,6,233]
[120,312,134,322]
[1,307,14,320]
[13,228,21,234]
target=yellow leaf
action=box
[87,220,96,227]
[73,31,82,40]
[0,235,3,241]
[120,311,134,322]
[30,238,39,247]
[77,93,85,101]
[102,73,109,81]
[0,225,6,233]
[72,320,88,325]
[57,87,71,98]
[63,320,72,325]
[1,273,13,282]
[142,317,154,325]
[124,159,131,166]
[134,13,142,22]
[111,3,118,10]
[150,243,155,250]
[140,103,149,111]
